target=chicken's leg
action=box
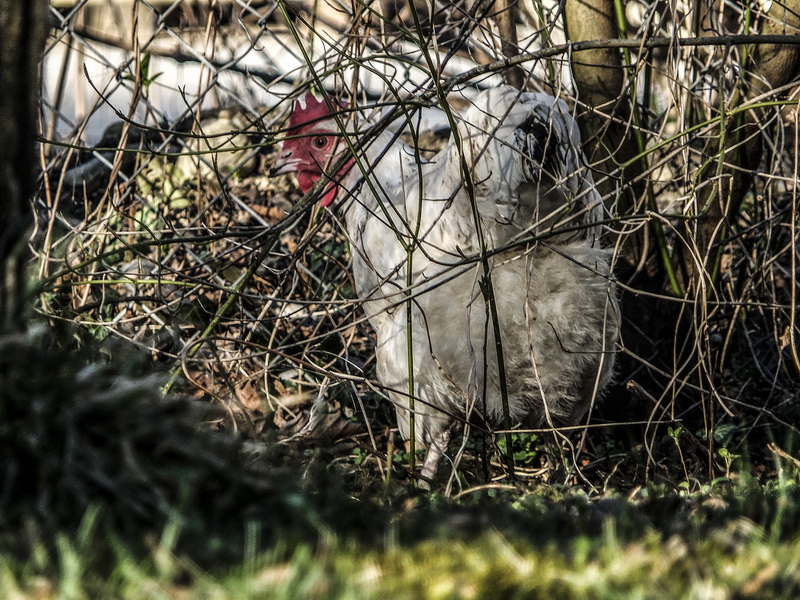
[418,427,452,490]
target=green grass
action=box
[3,482,800,599]
[4,456,800,599]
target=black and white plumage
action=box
[273,85,619,482]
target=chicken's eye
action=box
[313,136,328,149]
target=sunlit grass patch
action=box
[4,504,800,599]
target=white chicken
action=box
[271,87,619,484]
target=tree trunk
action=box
[564,0,622,111]
[0,0,48,331]
[493,0,525,88]
[753,0,800,93]
[564,0,643,223]
[685,0,800,291]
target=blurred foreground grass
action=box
[2,484,800,599]
[2,324,800,599]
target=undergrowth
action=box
[2,323,800,597]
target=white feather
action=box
[331,86,619,449]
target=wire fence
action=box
[36,0,800,488]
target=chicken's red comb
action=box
[289,92,343,130]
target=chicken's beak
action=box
[269,149,300,177]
